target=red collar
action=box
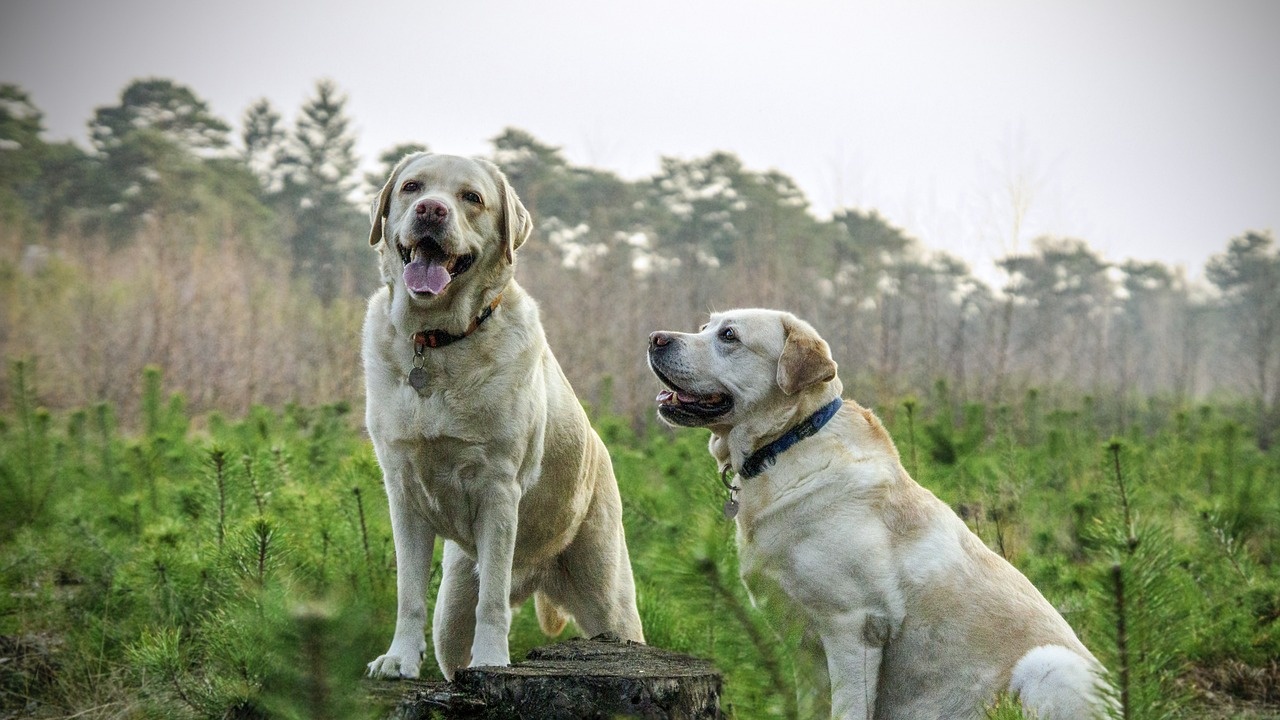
[412,292,504,352]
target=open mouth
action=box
[398,237,474,296]
[651,366,733,424]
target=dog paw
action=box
[469,624,511,669]
[468,648,511,669]
[366,652,422,679]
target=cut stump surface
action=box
[371,633,722,720]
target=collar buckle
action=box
[720,467,741,520]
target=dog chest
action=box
[739,504,897,618]
[367,350,539,444]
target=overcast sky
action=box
[3,0,1277,283]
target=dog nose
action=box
[649,332,672,350]
[416,199,448,221]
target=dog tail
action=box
[534,591,568,637]
[1010,644,1117,719]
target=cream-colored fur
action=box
[363,153,642,680]
[647,308,1112,719]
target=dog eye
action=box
[401,180,421,193]
[461,190,483,204]
[718,327,738,343]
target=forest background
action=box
[2,78,1279,445]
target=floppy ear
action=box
[776,317,838,395]
[367,152,428,247]
[478,159,532,263]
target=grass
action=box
[1,362,1278,718]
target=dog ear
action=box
[478,159,532,263]
[776,317,838,395]
[368,152,428,247]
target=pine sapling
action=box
[352,486,377,591]
[1206,513,1251,585]
[253,518,273,588]
[1098,438,1191,720]
[1107,439,1135,720]
[696,557,797,720]
[1111,562,1130,720]
[271,445,292,487]
[210,448,228,550]
[142,365,164,438]
[244,455,266,517]
[9,359,53,522]
[319,528,331,590]
[904,396,920,478]
[992,506,1010,561]
[95,402,118,490]
[1108,440,1138,555]
[293,603,334,720]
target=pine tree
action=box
[1206,231,1280,448]
[287,79,358,200]
[279,80,366,302]
[0,85,44,189]
[89,77,230,157]
[86,78,234,239]
[241,98,288,195]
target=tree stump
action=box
[371,633,723,720]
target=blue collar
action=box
[738,397,843,479]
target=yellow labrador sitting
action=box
[363,153,643,680]
[647,309,1112,719]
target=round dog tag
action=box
[408,367,429,392]
[723,498,739,520]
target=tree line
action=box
[1,78,1278,446]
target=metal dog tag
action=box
[723,498,739,520]
[408,367,429,392]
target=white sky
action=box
[3,0,1277,284]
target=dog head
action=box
[368,153,532,303]
[647,309,839,431]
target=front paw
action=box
[469,626,511,669]
[367,644,424,679]
[468,650,510,669]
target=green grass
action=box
[1,363,1278,718]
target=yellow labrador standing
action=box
[647,308,1112,719]
[363,153,643,680]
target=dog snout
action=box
[649,332,674,352]
[415,198,449,223]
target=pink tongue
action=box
[404,259,452,295]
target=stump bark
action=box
[370,633,722,720]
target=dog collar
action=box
[719,397,843,520]
[407,293,503,392]
[739,397,843,479]
[412,292,504,352]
